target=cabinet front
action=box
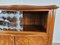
[15,35,48,45]
[28,35,48,45]
[0,35,14,45]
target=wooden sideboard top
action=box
[0,5,59,11]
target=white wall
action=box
[0,0,60,43]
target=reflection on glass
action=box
[0,11,23,31]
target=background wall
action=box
[0,0,60,43]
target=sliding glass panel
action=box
[0,10,23,31]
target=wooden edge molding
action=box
[0,30,47,36]
[0,5,59,10]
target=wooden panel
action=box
[28,35,48,45]
[15,35,48,45]
[0,35,14,45]
[15,36,29,45]
[48,10,55,45]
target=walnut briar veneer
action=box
[0,5,59,45]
